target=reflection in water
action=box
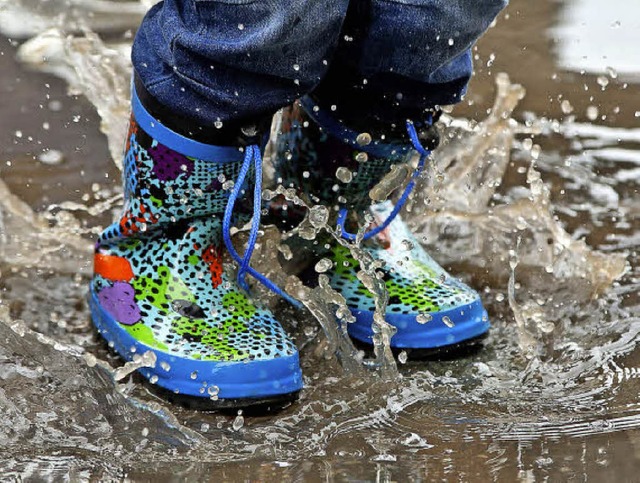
[1,0,640,480]
[554,0,640,80]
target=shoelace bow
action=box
[222,119,433,309]
[221,144,303,308]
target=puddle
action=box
[1,0,639,479]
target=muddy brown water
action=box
[1,0,640,481]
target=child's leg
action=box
[132,0,350,140]
[313,0,509,126]
[272,0,508,352]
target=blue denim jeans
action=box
[133,0,507,130]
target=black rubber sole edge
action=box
[146,384,301,414]
[351,332,489,362]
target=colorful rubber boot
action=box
[271,99,489,351]
[89,87,302,404]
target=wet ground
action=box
[1,0,640,481]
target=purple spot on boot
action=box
[98,282,141,325]
[204,179,222,192]
[148,144,194,181]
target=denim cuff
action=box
[134,73,272,147]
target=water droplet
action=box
[356,132,372,146]
[84,353,97,367]
[149,375,159,384]
[336,167,353,183]
[38,149,64,165]
[241,125,258,137]
[190,371,198,380]
[237,23,244,30]
[560,99,573,115]
[214,120,224,129]
[586,105,599,121]
[416,313,432,324]
[401,239,414,251]
[530,144,541,160]
[141,427,149,437]
[495,293,505,302]
[48,100,63,111]
[355,152,368,163]
[232,411,244,430]
[398,351,408,364]
[442,316,455,328]
[160,361,171,372]
[222,180,235,191]
[597,76,609,88]
[315,258,333,273]
[336,306,355,323]
[293,63,300,71]
[308,205,329,228]
[536,456,554,467]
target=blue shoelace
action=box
[222,144,303,308]
[336,120,432,241]
[222,120,432,308]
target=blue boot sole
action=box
[89,288,303,405]
[347,298,490,350]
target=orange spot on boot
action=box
[124,115,138,153]
[94,253,134,281]
[119,203,159,236]
[202,245,223,288]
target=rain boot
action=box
[271,98,489,352]
[89,85,302,405]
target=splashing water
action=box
[405,73,627,357]
[17,28,132,164]
[0,0,149,38]
[1,1,640,480]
